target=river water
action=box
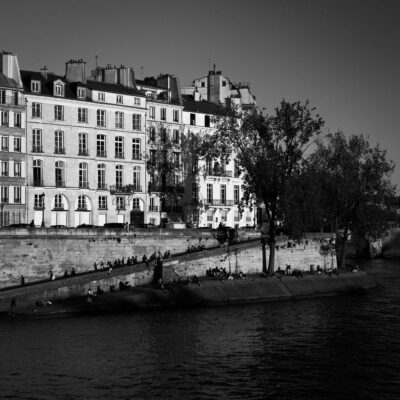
[0,259,399,400]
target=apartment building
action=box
[0,52,26,226]
[22,61,147,227]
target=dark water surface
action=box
[1,259,399,400]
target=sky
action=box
[1,0,399,187]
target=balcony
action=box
[0,95,25,107]
[79,182,89,189]
[115,152,125,159]
[14,147,21,153]
[205,199,234,207]
[33,180,43,187]
[132,153,142,160]
[1,171,8,177]
[78,150,89,156]
[110,185,141,194]
[32,146,43,153]
[97,183,108,190]
[1,146,9,152]
[97,150,107,158]
[1,198,9,204]
[54,147,65,154]
[14,197,21,204]
[148,205,159,212]
[55,180,65,188]
[206,169,233,178]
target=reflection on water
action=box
[1,259,399,399]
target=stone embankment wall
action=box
[0,228,262,288]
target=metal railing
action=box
[33,180,43,187]
[97,183,108,190]
[79,182,89,189]
[204,199,234,206]
[132,153,142,160]
[96,150,107,157]
[206,169,233,178]
[0,95,25,107]
[55,180,65,188]
[78,150,89,156]
[115,152,124,159]
[109,185,142,194]
[54,147,65,154]
[32,146,43,153]
[148,205,159,212]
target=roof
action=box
[0,72,21,89]
[182,95,225,115]
[20,70,145,99]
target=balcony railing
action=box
[33,180,43,187]
[1,171,9,177]
[97,183,108,190]
[97,150,107,158]
[132,153,142,160]
[148,205,159,212]
[55,180,65,188]
[79,150,89,156]
[110,185,142,194]
[14,147,21,153]
[79,182,89,189]
[14,198,21,204]
[32,146,43,153]
[0,95,25,107]
[205,199,234,207]
[54,147,65,154]
[206,169,233,178]
[1,198,9,203]
[1,146,9,152]
[115,152,124,159]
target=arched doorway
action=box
[51,194,69,226]
[74,195,92,226]
[130,197,145,227]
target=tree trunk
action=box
[261,238,267,274]
[268,219,276,274]
[339,222,350,270]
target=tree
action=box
[310,131,396,268]
[211,100,324,273]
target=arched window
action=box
[55,161,65,187]
[77,195,87,210]
[54,194,63,209]
[133,166,141,190]
[33,159,42,186]
[79,162,88,188]
[79,132,88,156]
[116,165,123,188]
[97,163,106,190]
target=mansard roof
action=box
[0,72,21,89]
[86,80,145,97]
[182,95,225,115]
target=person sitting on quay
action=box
[142,254,148,264]
[100,261,104,269]
[192,275,200,285]
[63,270,69,278]
[316,265,323,274]
[49,270,54,281]
[93,262,98,271]
[285,265,292,275]
[96,285,104,295]
[227,273,234,280]
[20,275,25,286]
[71,267,76,276]
[239,271,247,279]
[87,288,94,302]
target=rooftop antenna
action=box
[140,66,144,79]
[95,55,98,68]
[208,57,211,71]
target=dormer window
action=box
[77,87,86,99]
[116,95,123,104]
[98,92,105,101]
[54,82,65,97]
[31,80,41,93]
[134,97,140,105]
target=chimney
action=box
[40,65,48,80]
[0,51,23,87]
[65,59,87,83]
[194,87,201,102]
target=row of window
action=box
[1,111,22,127]
[1,136,22,152]
[32,160,142,190]
[0,186,22,204]
[31,103,143,130]
[205,158,241,177]
[206,183,241,205]
[0,90,23,106]
[206,209,251,223]
[149,126,181,144]
[148,106,180,123]
[1,161,22,177]
[31,130,143,159]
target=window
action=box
[31,81,41,93]
[173,129,180,144]
[132,138,141,160]
[149,106,155,119]
[116,95,123,104]
[207,209,214,222]
[54,194,63,209]
[132,114,141,131]
[1,161,8,176]
[1,111,9,126]
[206,158,212,175]
[115,136,124,159]
[54,130,64,154]
[173,109,179,122]
[14,187,21,204]
[116,196,125,210]
[234,185,240,205]
[220,184,226,205]
[1,136,9,151]
[207,183,213,203]
[222,81,227,87]
[77,87,85,99]
[1,186,9,203]
[13,137,21,152]
[78,107,88,123]
[133,166,141,190]
[134,97,140,105]
[221,210,227,222]
[234,210,240,222]
[32,103,42,118]
[55,83,64,96]
[97,134,106,157]
[79,132,88,156]
[98,92,105,101]
[33,159,42,186]
[98,196,107,210]
[205,115,210,127]
[55,161,65,187]
[201,81,205,88]
[192,182,198,203]
[77,195,87,210]
[149,149,156,165]
[14,112,21,128]
[132,198,141,210]
[97,109,106,127]
[234,160,240,177]
[97,164,106,190]
[0,90,5,104]
[161,127,167,143]
[14,162,21,177]
[32,129,42,152]
[190,113,196,125]
[150,126,156,141]
[115,111,124,129]
[160,108,166,121]
[34,193,44,208]
[173,152,180,168]
[79,162,88,188]
[54,105,64,121]
[116,165,123,187]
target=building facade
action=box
[0,52,26,226]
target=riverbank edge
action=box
[2,271,376,318]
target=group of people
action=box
[205,267,247,280]
[186,243,206,254]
